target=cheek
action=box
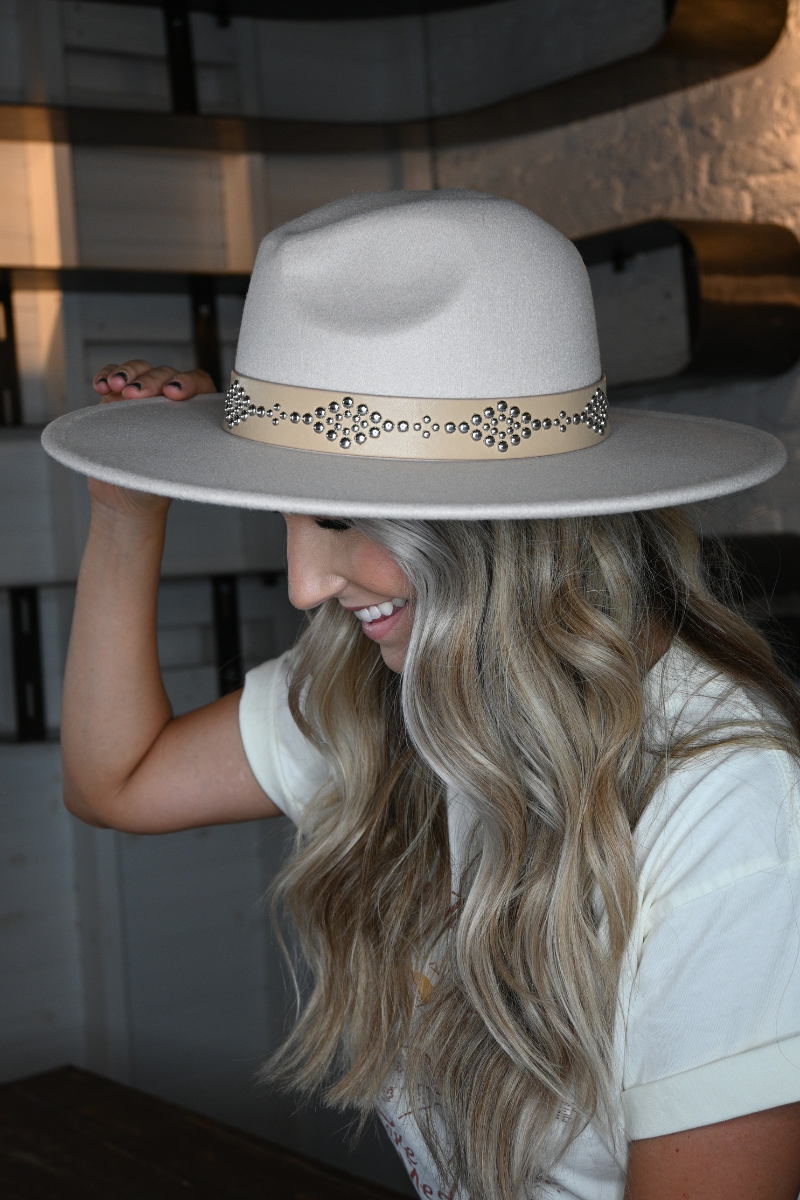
[356,544,409,597]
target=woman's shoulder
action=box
[239,649,329,824]
[636,640,800,906]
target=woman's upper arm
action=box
[91,688,283,832]
[625,1103,800,1200]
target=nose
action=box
[284,515,348,610]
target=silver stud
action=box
[326,416,334,425]
[383,420,394,431]
[257,406,265,417]
[497,401,507,413]
[521,427,531,439]
[432,424,439,432]
[355,431,366,444]
[280,411,286,419]
[335,421,342,430]
[414,422,421,430]
[340,437,351,448]
[329,401,340,413]
[357,403,368,415]
[471,430,481,440]
[573,413,581,423]
[484,435,495,447]
[342,427,350,435]
[326,430,337,441]
[559,425,567,432]
[272,417,279,426]
[371,412,381,423]
[422,430,431,439]
[313,421,324,433]
[483,423,490,431]
[565,417,571,425]
[398,421,409,432]
[369,427,380,438]
[315,407,325,419]
[289,411,299,422]
[472,414,482,425]
[445,422,456,433]
[484,407,494,418]
[532,420,541,430]
[498,441,508,452]
[559,410,566,419]
[459,422,469,433]
[302,413,312,424]
[423,415,431,423]
[273,402,281,411]
[343,397,353,408]
[510,434,520,446]
[543,419,552,429]
[521,412,531,424]
[510,406,519,418]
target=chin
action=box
[380,647,406,673]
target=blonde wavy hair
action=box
[265,508,800,1200]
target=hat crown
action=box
[236,190,601,400]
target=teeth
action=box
[353,598,407,623]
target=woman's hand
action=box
[93,359,216,402]
[89,359,216,519]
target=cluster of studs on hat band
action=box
[225,381,608,451]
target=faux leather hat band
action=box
[224,373,609,461]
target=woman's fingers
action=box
[92,362,217,403]
[100,360,157,399]
[160,369,217,400]
[118,365,189,398]
[93,363,129,395]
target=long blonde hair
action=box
[266,508,800,1199]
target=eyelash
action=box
[315,518,352,532]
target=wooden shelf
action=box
[0,0,786,153]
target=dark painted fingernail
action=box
[112,371,128,382]
[97,376,108,385]
[166,380,183,391]
[128,380,143,390]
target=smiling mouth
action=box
[353,597,407,625]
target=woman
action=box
[50,191,800,1200]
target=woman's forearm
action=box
[61,497,172,825]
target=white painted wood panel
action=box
[61,1,170,113]
[0,743,85,1082]
[72,147,228,272]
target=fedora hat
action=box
[42,191,785,519]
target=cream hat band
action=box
[224,373,609,460]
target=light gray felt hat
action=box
[42,190,786,519]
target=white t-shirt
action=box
[239,642,800,1200]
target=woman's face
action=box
[283,514,412,672]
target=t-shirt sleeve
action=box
[622,746,800,1140]
[238,650,330,825]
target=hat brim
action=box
[42,394,786,520]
